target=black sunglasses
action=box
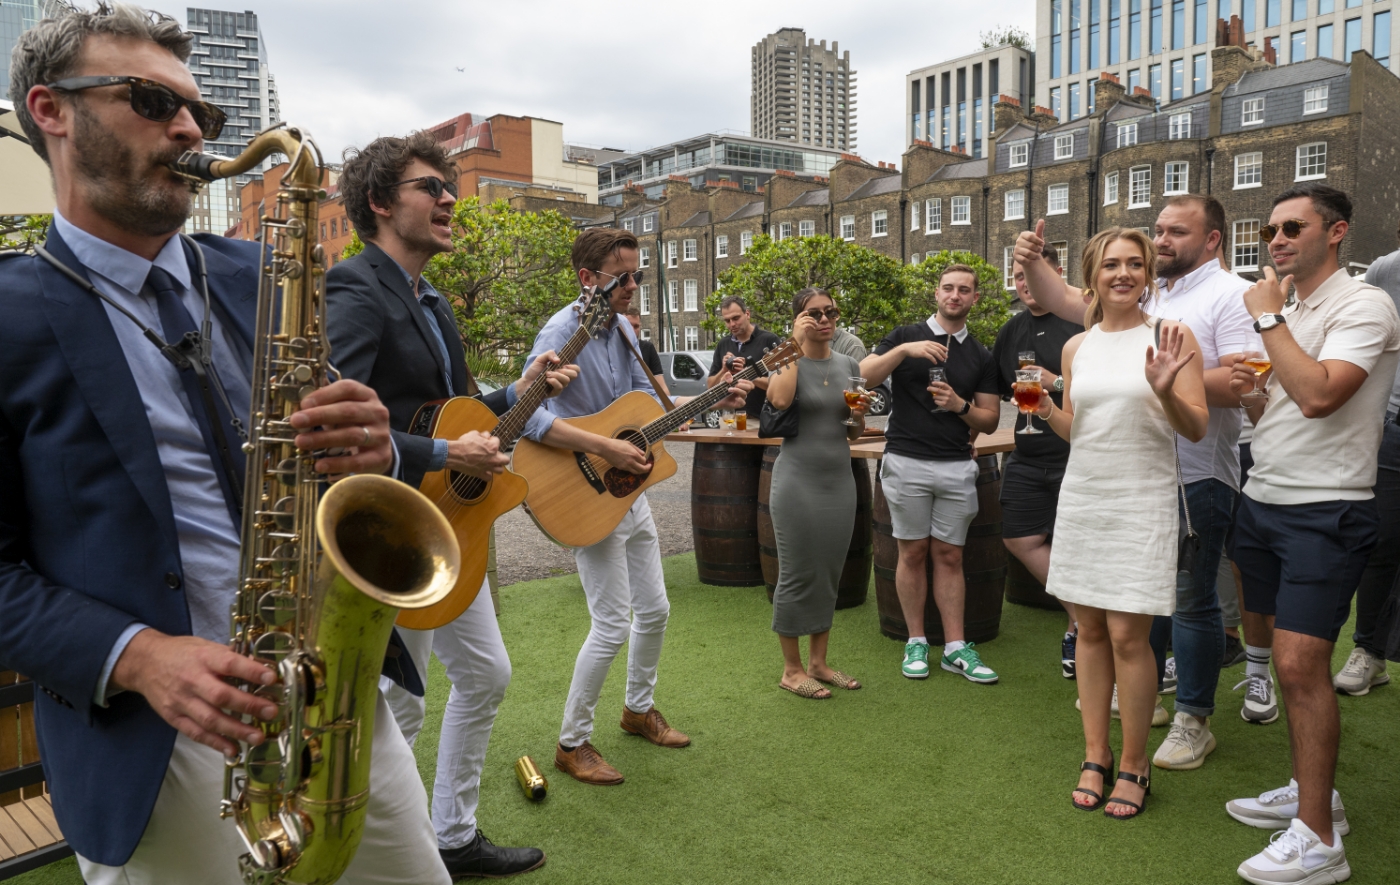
[392,175,459,200]
[803,306,842,321]
[593,269,644,286]
[1260,219,1325,243]
[46,76,226,140]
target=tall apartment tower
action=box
[750,28,857,151]
[1037,0,1398,122]
[906,42,1035,157]
[183,7,281,235]
[0,1,62,95]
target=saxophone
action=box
[172,127,460,885]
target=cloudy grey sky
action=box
[146,0,1032,168]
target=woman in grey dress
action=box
[766,288,871,699]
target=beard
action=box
[938,300,972,322]
[72,102,192,237]
[1156,242,1206,279]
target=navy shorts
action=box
[999,455,1064,539]
[1232,495,1379,642]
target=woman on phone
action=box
[1033,229,1208,817]
[766,288,870,699]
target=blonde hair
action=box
[1079,228,1158,328]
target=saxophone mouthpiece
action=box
[171,150,223,189]
[514,755,547,801]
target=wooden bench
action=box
[0,671,72,880]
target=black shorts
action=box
[999,455,1065,539]
[1232,495,1379,642]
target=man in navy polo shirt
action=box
[861,264,1002,684]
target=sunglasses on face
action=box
[392,175,459,200]
[803,307,841,321]
[47,76,227,140]
[1260,219,1322,242]
[592,269,644,287]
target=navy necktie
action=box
[144,265,245,522]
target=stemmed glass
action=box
[1014,368,1044,435]
[1239,332,1271,403]
[720,407,737,436]
[928,368,950,414]
[1018,350,1037,369]
[843,376,867,427]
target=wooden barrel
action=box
[1004,554,1063,610]
[758,447,872,609]
[691,443,765,586]
[872,455,1007,644]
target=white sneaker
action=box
[1152,711,1217,770]
[1227,779,1350,836]
[1237,673,1281,725]
[1237,818,1350,885]
[1076,686,1169,726]
[1333,647,1389,697]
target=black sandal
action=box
[1071,754,1114,811]
[1104,771,1151,819]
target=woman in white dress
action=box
[1033,229,1208,819]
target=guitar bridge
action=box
[574,451,607,494]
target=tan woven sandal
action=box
[815,670,861,690]
[780,677,832,699]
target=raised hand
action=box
[1145,322,1198,398]
[792,312,819,346]
[1013,219,1048,267]
[1243,266,1293,321]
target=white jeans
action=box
[378,577,511,850]
[560,496,669,747]
[77,691,450,885]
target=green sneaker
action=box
[941,643,999,684]
[902,640,930,679]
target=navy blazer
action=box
[0,230,263,864]
[326,242,509,489]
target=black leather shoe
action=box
[440,830,545,879]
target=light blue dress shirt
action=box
[521,294,657,441]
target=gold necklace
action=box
[818,357,833,386]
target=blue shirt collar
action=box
[382,250,437,303]
[52,210,193,296]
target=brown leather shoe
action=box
[554,742,624,786]
[620,706,691,748]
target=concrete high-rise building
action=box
[0,0,62,96]
[751,28,857,150]
[184,6,281,235]
[906,42,1036,157]
[1037,0,1399,123]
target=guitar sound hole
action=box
[447,471,489,503]
[602,430,653,498]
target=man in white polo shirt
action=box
[1015,196,1255,766]
[1224,183,1400,885]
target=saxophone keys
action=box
[257,590,298,627]
[252,630,295,662]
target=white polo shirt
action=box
[1247,269,1400,506]
[1148,260,1255,490]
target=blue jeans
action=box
[1354,422,1400,657]
[1151,477,1236,718]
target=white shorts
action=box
[880,451,980,546]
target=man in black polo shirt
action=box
[992,245,1084,679]
[861,264,1002,684]
[708,295,781,418]
[626,308,670,398]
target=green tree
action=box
[339,198,577,361]
[703,234,908,347]
[0,214,52,252]
[905,251,1014,348]
[980,25,1032,50]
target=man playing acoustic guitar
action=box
[519,228,750,785]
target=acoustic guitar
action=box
[396,284,619,629]
[511,337,804,548]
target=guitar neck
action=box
[491,323,594,446]
[639,363,762,446]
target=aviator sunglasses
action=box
[1259,218,1329,242]
[46,76,227,140]
[592,269,645,287]
[802,306,842,321]
[392,175,460,200]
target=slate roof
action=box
[930,158,990,180]
[787,188,831,207]
[1226,58,1349,96]
[845,174,904,201]
[680,211,711,227]
[723,201,767,221]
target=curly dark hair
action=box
[340,131,458,240]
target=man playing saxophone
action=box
[0,5,452,883]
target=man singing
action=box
[0,5,451,882]
[327,133,574,878]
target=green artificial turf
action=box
[12,554,1399,884]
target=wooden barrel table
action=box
[1004,554,1062,610]
[757,447,872,609]
[872,455,1007,644]
[690,443,766,586]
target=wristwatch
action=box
[1254,313,1287,332]
[957,399,972,416]
[1052,376,1065,393]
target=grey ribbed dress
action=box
[770,353,861,636]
